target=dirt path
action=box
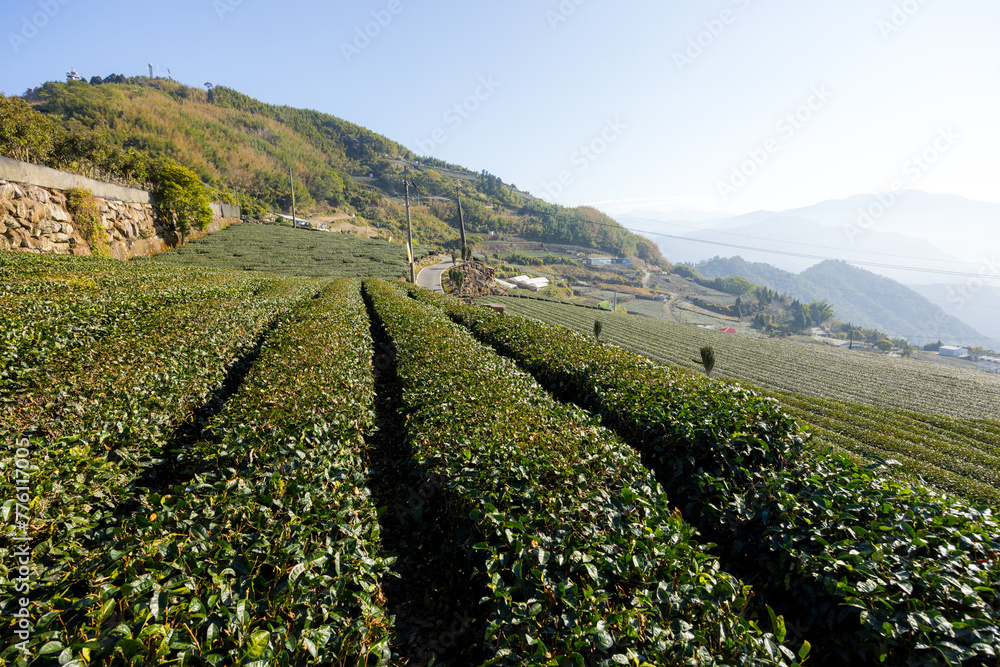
[662,297,678,322]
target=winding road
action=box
[416,257,452,293]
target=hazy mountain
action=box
[909,284,1000,345]
[696,256,999,349]
[618,191,1000,286]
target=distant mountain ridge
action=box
[695,256,999,349]
[619,191,1000,286]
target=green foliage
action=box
[365,281,794,666]
[448,266,465,294]
[0,94,58,163]
[699,345,716,377]
[152,222,431,279]
[477,296,1000,505]
[698,257,994,348]
[875,339,893,352]
[418,292,1000,664]
[476,170,523,207]
[808,299,834,324]
[64,187,110,258]
[593,318,603,341]
[675,264,756,295]
[0,254,357,663]
[15,80,664,261]
[149,161,212,239]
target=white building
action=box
[939,346,968,358]
[508,275,549,291]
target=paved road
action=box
[416,257,453,293]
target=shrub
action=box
[65,187,110,258]
[150,161,212,241]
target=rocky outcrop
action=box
[0,179,237,260]
[454,260,507,298]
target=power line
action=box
[632,229,999,280]
[619,215,981,267]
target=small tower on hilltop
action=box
[66,68,82,82]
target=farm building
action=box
[939,346,968,358]
[583,256,634,267]
[508,275,550,292]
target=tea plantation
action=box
[2,252,998,666]
[150,222,434,279]
[485,296,1000,506]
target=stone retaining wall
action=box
[0,179,238,260]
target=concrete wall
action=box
[0,156,152,204]
[210,202,240,219]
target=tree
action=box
[792,300,813,330]
[695,346,716,378]
[875,340,893,353]
[448,267,465,296]
[808,299,835,324]
[0,95,60,163]
[593,319,603,342]
[151,162,212,242]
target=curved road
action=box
[416,257,453,293]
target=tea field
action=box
[150,222,433,279]
[482,296,1000,505]
[2,252,998,666]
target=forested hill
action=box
[6,77,663,263]
[696,256,997,348]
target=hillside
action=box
[911,283,1000,345]
[695,256,998,349]
[6,79,664,263]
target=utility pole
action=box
[404,168,415,283]
[289,168,297,228]
[849,323,853,350]
[457,194,467,260]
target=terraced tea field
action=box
[2,252,998,666]
[150,221,433,279]
[484,296,1000,504]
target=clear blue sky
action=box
[3,0,998,215]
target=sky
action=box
[2,0,999,216]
